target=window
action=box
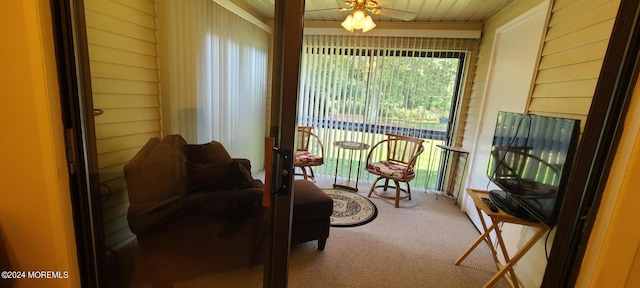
[298,35,477,189]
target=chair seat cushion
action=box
[366,161,414,179]
[295,151,323,166]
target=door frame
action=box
[264,0,305,287]
[542,0,640,286]
[49,0,104,286]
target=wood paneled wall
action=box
[85,0,162,249]
[530,0,620,128]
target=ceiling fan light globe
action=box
[341,15,354,32]
[362,15,376,32]
[351,17,364,29]
[352,10,365,25]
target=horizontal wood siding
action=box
[85,0,161,250]
[530,0,620,119]
[449,42,478,205]
[453,41,479,146]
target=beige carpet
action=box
[284,177,509,288]
[117,175,509,287]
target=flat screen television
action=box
[486,111,581,227]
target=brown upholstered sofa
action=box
[123,135,266,286]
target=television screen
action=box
[487,111,580,226]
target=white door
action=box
[464,1,550,229]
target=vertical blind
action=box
[297,35,478,185]
[158,0,268,169]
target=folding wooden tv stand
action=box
[455,188,549,288]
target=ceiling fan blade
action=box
[306,0,353,13]
[374,7,416,21]
[305,7,344,13]
[337,0,355,9]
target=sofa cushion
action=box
[185,186,263,217]
[145,142,189,197]
[126,137,161,166]
[186,160,255,191]
[183,189,233,216]
[185,141,232,164]
[162,134,188,152]
[124,136,190,234]
[233,158,252,172]
[125,137,190,205]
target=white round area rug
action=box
[323,189,377,227]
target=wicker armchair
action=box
[294,126,324,181]
[365,134,424,208]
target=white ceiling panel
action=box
[230,0,513,23]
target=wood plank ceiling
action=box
[231,0,514,23]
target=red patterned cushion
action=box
[366,161,414,179]
[295,151,323,166]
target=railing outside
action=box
[306,126,447,191]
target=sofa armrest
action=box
[232,187,264,207]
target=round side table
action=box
[333,141,370,192]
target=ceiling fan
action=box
[307,0,417,33]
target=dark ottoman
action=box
[291,180,333,250]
